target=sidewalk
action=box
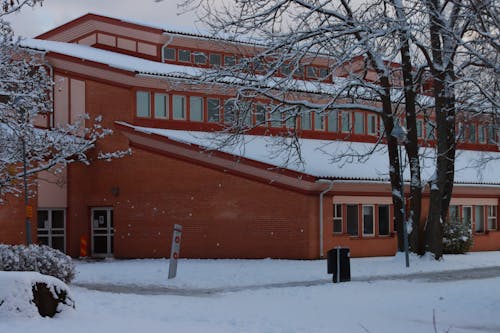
[73,265,500,296]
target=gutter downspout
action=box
[161,34,174,62]
[317,179,334,258]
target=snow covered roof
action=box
[118,122,500,185]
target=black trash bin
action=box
[327,247,351,283]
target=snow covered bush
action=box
[0,244,75,283]
[0,271,75,318]
[443,220,473,254]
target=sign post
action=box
[168,224,182,279]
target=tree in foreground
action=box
[179,0,499,258]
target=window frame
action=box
[178,49,192,63]
[207,97,220,123]
[378,205,390,236]
[172,94,187,120]
[333,203,342,234]
[475,205,485,233]
[487,205,497,231]
[189,95,204,122]
[162,47,176,62]
[362,205,375,237]
[136,91,151,118]
[354,112,365,135]
[37,208,66,253]
[346,204,359,236]
[314,111,325,131]
[367,114,377,135]
[154,93,169,119]
[341,111,351,133]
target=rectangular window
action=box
[354,112,365,135]
[333,204,342,234]
[178,49,191,62]
[367,114,377,135]
[416,119,423,138]
[285,111,296,129]
[426,121,436,140]
[478,125,486,143]
[301,109,311,130]
[475,205,484,233]
[469,124,477,143]
[189,96,204,122]
[379,117,385,135]
[269,108,282,128]
[224,100,236,124]
[462,206,472,227]
[163,47,176,61]
[449,205,460,223]
[280,63,292,76]
[378,205,390,236]
[194,52,207,64]
[224,55,236,66]
[318,67,329,80]
[154,93,168,119]
[363,205,374,236]
[255,104,267,126]
[314,112,325,131]
[207,98,220,123]
[487,206,497,230]
[347,204,358,236]
[306,66,317,78]
[328,110,338,132]
[136,91,150,118]
[172,95,186,120]
[341,112,351,133]
[487,124,496,144]
[37,209,66,253]
[209,53,221,66]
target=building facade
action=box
[1,13,499,258]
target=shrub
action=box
[442,220,473,254]
[0,244,75,283]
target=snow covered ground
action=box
[1,252,499,333]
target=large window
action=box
[478,125,486,143]
[449,205,460,223]
[194,52,207,65]
[178,49,191,62]
[333,204,342,234]
[301,110,312,130]
[475,205,484,233]
[224,100,236,124]
[367,114,377,135]
[362,205,374,236]
[378,205,390,236]
[172,95,186,120]
[224,55,236,66]
[328,110,338,132]
[207,98,220,123]
[469,123,477,143]
[347,204,358,236]
[314,112,325,130]
[255,104,267,126]
[189,96,204,122]
[416,119,423,138]
[209,54,221,66]
[154,93,168,119]
[426,121,435,140]
[488,206,497,231]
[354,112,365,135]
[341,112,351,133]
[136,91,150,117]
[163,47,175,61]
[462,206,472,227]
[37,209,65,253]
[269,108,282,127]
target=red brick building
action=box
[1,13,499,258]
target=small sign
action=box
[168,224,182,279]
[26,205,33,218]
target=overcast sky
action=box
[6,0,201,37]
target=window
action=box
[224,100,236,124]
[333,204,342,233]
[487,124,496,144]
[209,54,221,66]
[367,114,377,135]
[354,112,365,135]
[318,67,329,80]
[475,205,484,233]
[341,112,351,133]
[154,93,169,119]
[189,96,204,122]
[469,123,477,143]
[136,91,150,117]
[224,55,236,66]
[163,47,176,61]
[207,98,220,123]
[347,204,358,236]
[193,52,207,64]
[301,109,311,130]
[255,104,267,126]
[426,121,435,140]
[37,209,65,253]
[306,66,317,78]
[314,112,325,130]
[280,63,292,76]
[379,117,385,135]
[172,95,186,120]
[378,205,390,236]
[285,110,296,129]
[269,108,282,127]
[478,125,486,143]
[487,206,497,230]
[462,206,472,227]
[416,119,423,138]
[363,205,374,236]
[328,110,338,132]
[178,49,191,62]
[449,205,460,223]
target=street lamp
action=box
[392,123,410,268]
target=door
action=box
[37,209,66,253]
[91,207,114,257]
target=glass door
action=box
[91,208,114,257]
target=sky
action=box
[5,0,201,38]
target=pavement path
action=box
[73,265,500,296]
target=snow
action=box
[119,122,500,184]
[1,252,499,333]
[0,271,74,318]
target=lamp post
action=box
[392,124,410,268]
